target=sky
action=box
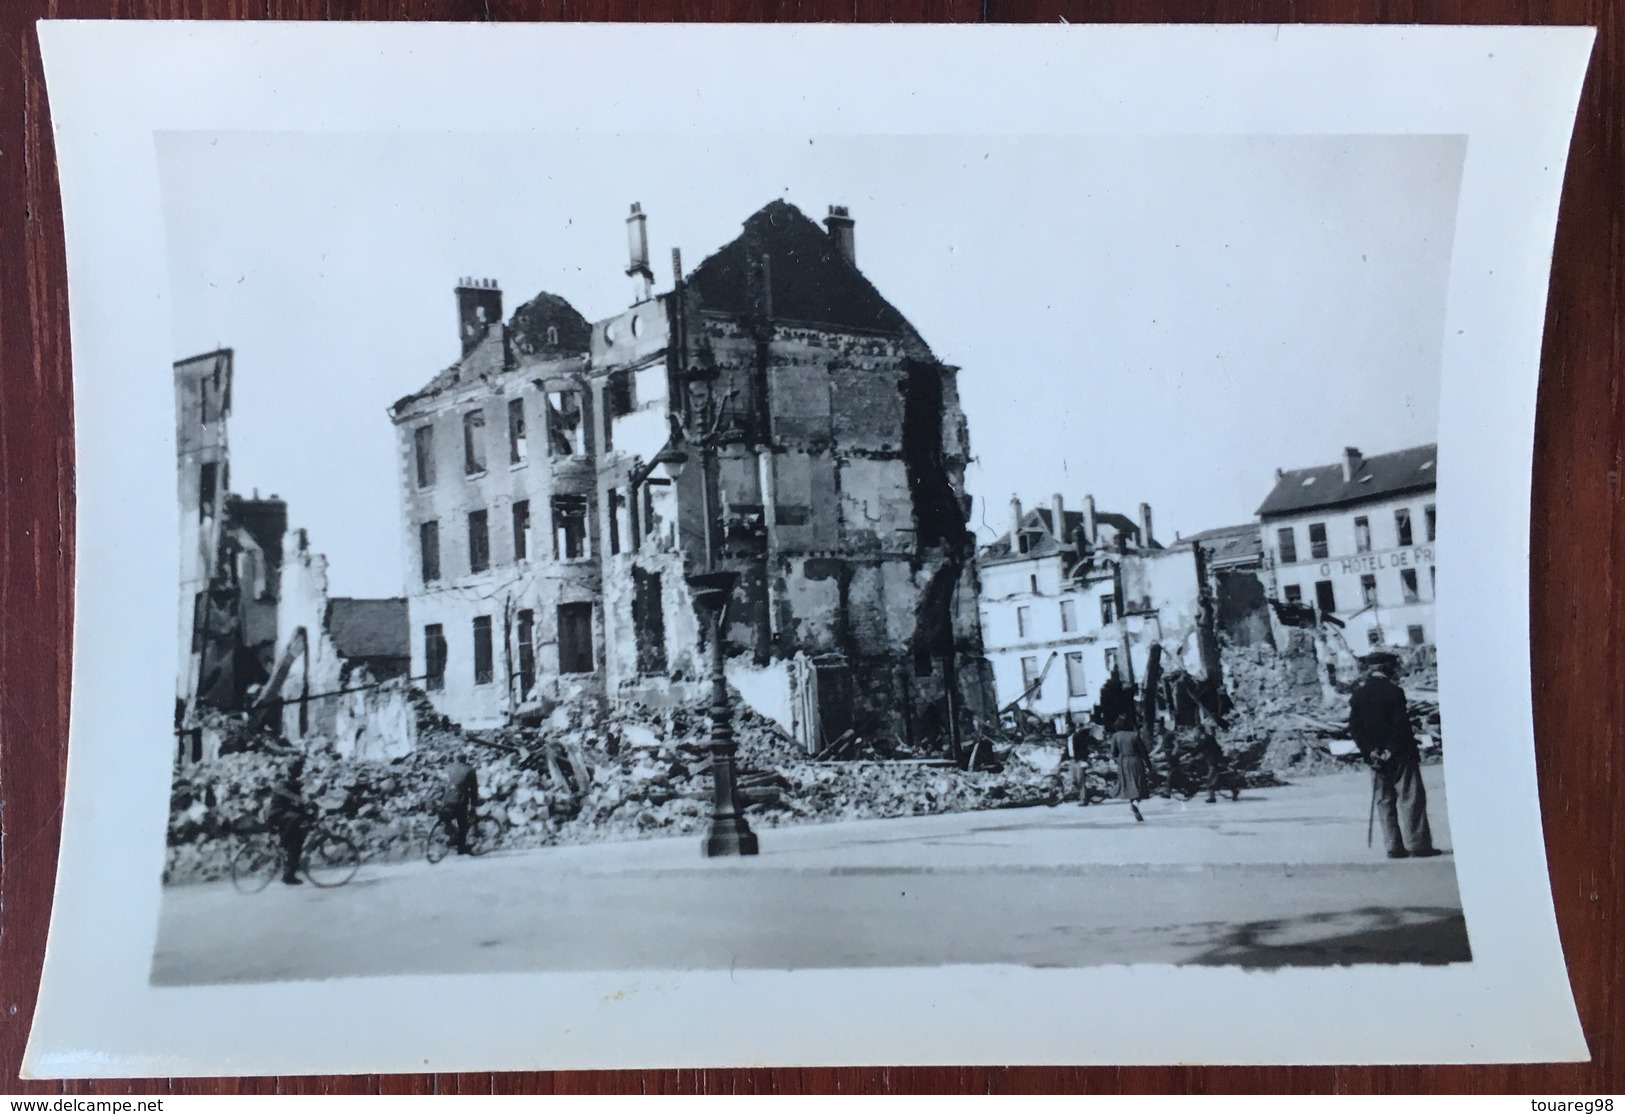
[160,132,1464,599]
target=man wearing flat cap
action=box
[1347,652,1441,859]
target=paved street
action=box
[151,767,1466,985]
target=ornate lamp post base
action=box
[687,569,759,858]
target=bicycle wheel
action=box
[230,833,279,895]
[424,818,453,864]
[466,815,501,857]
[303,828,361,888]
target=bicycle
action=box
[230,817,362,894]
[424,810,502,864]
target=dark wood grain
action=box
[2,0,1618,1096]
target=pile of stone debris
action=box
[164,691,1069,884]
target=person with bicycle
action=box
[267,755,315,886]
[436,759,481,856]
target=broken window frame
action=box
[1283,584,1303,605]
[1104,647,1120,681]
[414,424,435,488]
[516,609,536,698]
[1020,656,1042,704]
[463,409,487,476]
[1276,526,1297,565]
[508,398,528,465]
[1308,522,1329,560]
[512,500,530,562]
[1407,624,1426,646]
[1100,594,1116,627]
[551,494,590,561]
[1367,627,1384,647]
[557,602,595,675]
[1065,651,1087,698]
[472,615,494,685]
[424,624,447,691]
[1314,579,1337,613]
[1395,508,1414,548]
[1400,567,1420,604]
[1059,598,1077,634]
[419,520,441,584]
[1353,516,1372,554]
[1360,574,1378,607]
[468,509,490,574]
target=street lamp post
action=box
[687,568,759,857]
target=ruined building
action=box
[390,200,996,752]
[174,349,288,760]
[978,495,1226,726]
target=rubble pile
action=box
[165,689,1068,883]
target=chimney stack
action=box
[1082,495,1098,544]
[455,278,503,358]
[626,203,653,303]
[1138,502,1154,549]
[1009,496,1024,546]
[824,205,856,266]
[1342,446,1363,483]
[1050,493,1066,538]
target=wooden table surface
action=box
[2,0,1619,1096]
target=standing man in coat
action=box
[1347,652,1441,859]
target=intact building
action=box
[391,201,995,752]
[1257,444,1437,650]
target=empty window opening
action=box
[1315,580,1337,613]
[424,624,447,691]
[1367,627,1384,647]
[508,398,528,465]
[558,602,595,674]
[472,616,493,685]
[632,569,668,676]
[1059,598,1077,633]
[1395,508,1414,548]
[1276,526,1297,564]
[1353,516,1372,554]
[463,409,487,475]
[546,390,585,457]
[419,520,441,584]
[1029,574,1039,594]
[1104,647,1120,681]
[1407,624,1426,646]
[1016,605,1032,639]
[1308,522,1329,560]
[1400,568,1420,604]
[552,495,589,560]
[516,609,536,698]
[1360,574,1378,607]
[1100,595,1116,626]
[199,463,218,522]
[414,425,435,488]
[512,500,530,562]
[468,509,490,574]
[607,488,623,555]
[1425,504,1436,543]
[1283,584,1303,605]
[1065,651,1087,698]
[607,370,635,418]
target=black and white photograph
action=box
[24,22,1593,1074]
[156,130,1465,983]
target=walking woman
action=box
[1109,715,1153,822]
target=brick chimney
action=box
[626,202,653,302]
[455,278,503,358]
[1138,502,1154,548]
[1050,493,1066,538]
[1082,494,1097,544]
[1342,446,1363,482]
[824,205,856,266]
[1009,496,1024,547]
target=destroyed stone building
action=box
[978,494,1224,723]
[390,200,997,753]
[1258,443,1437,650]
